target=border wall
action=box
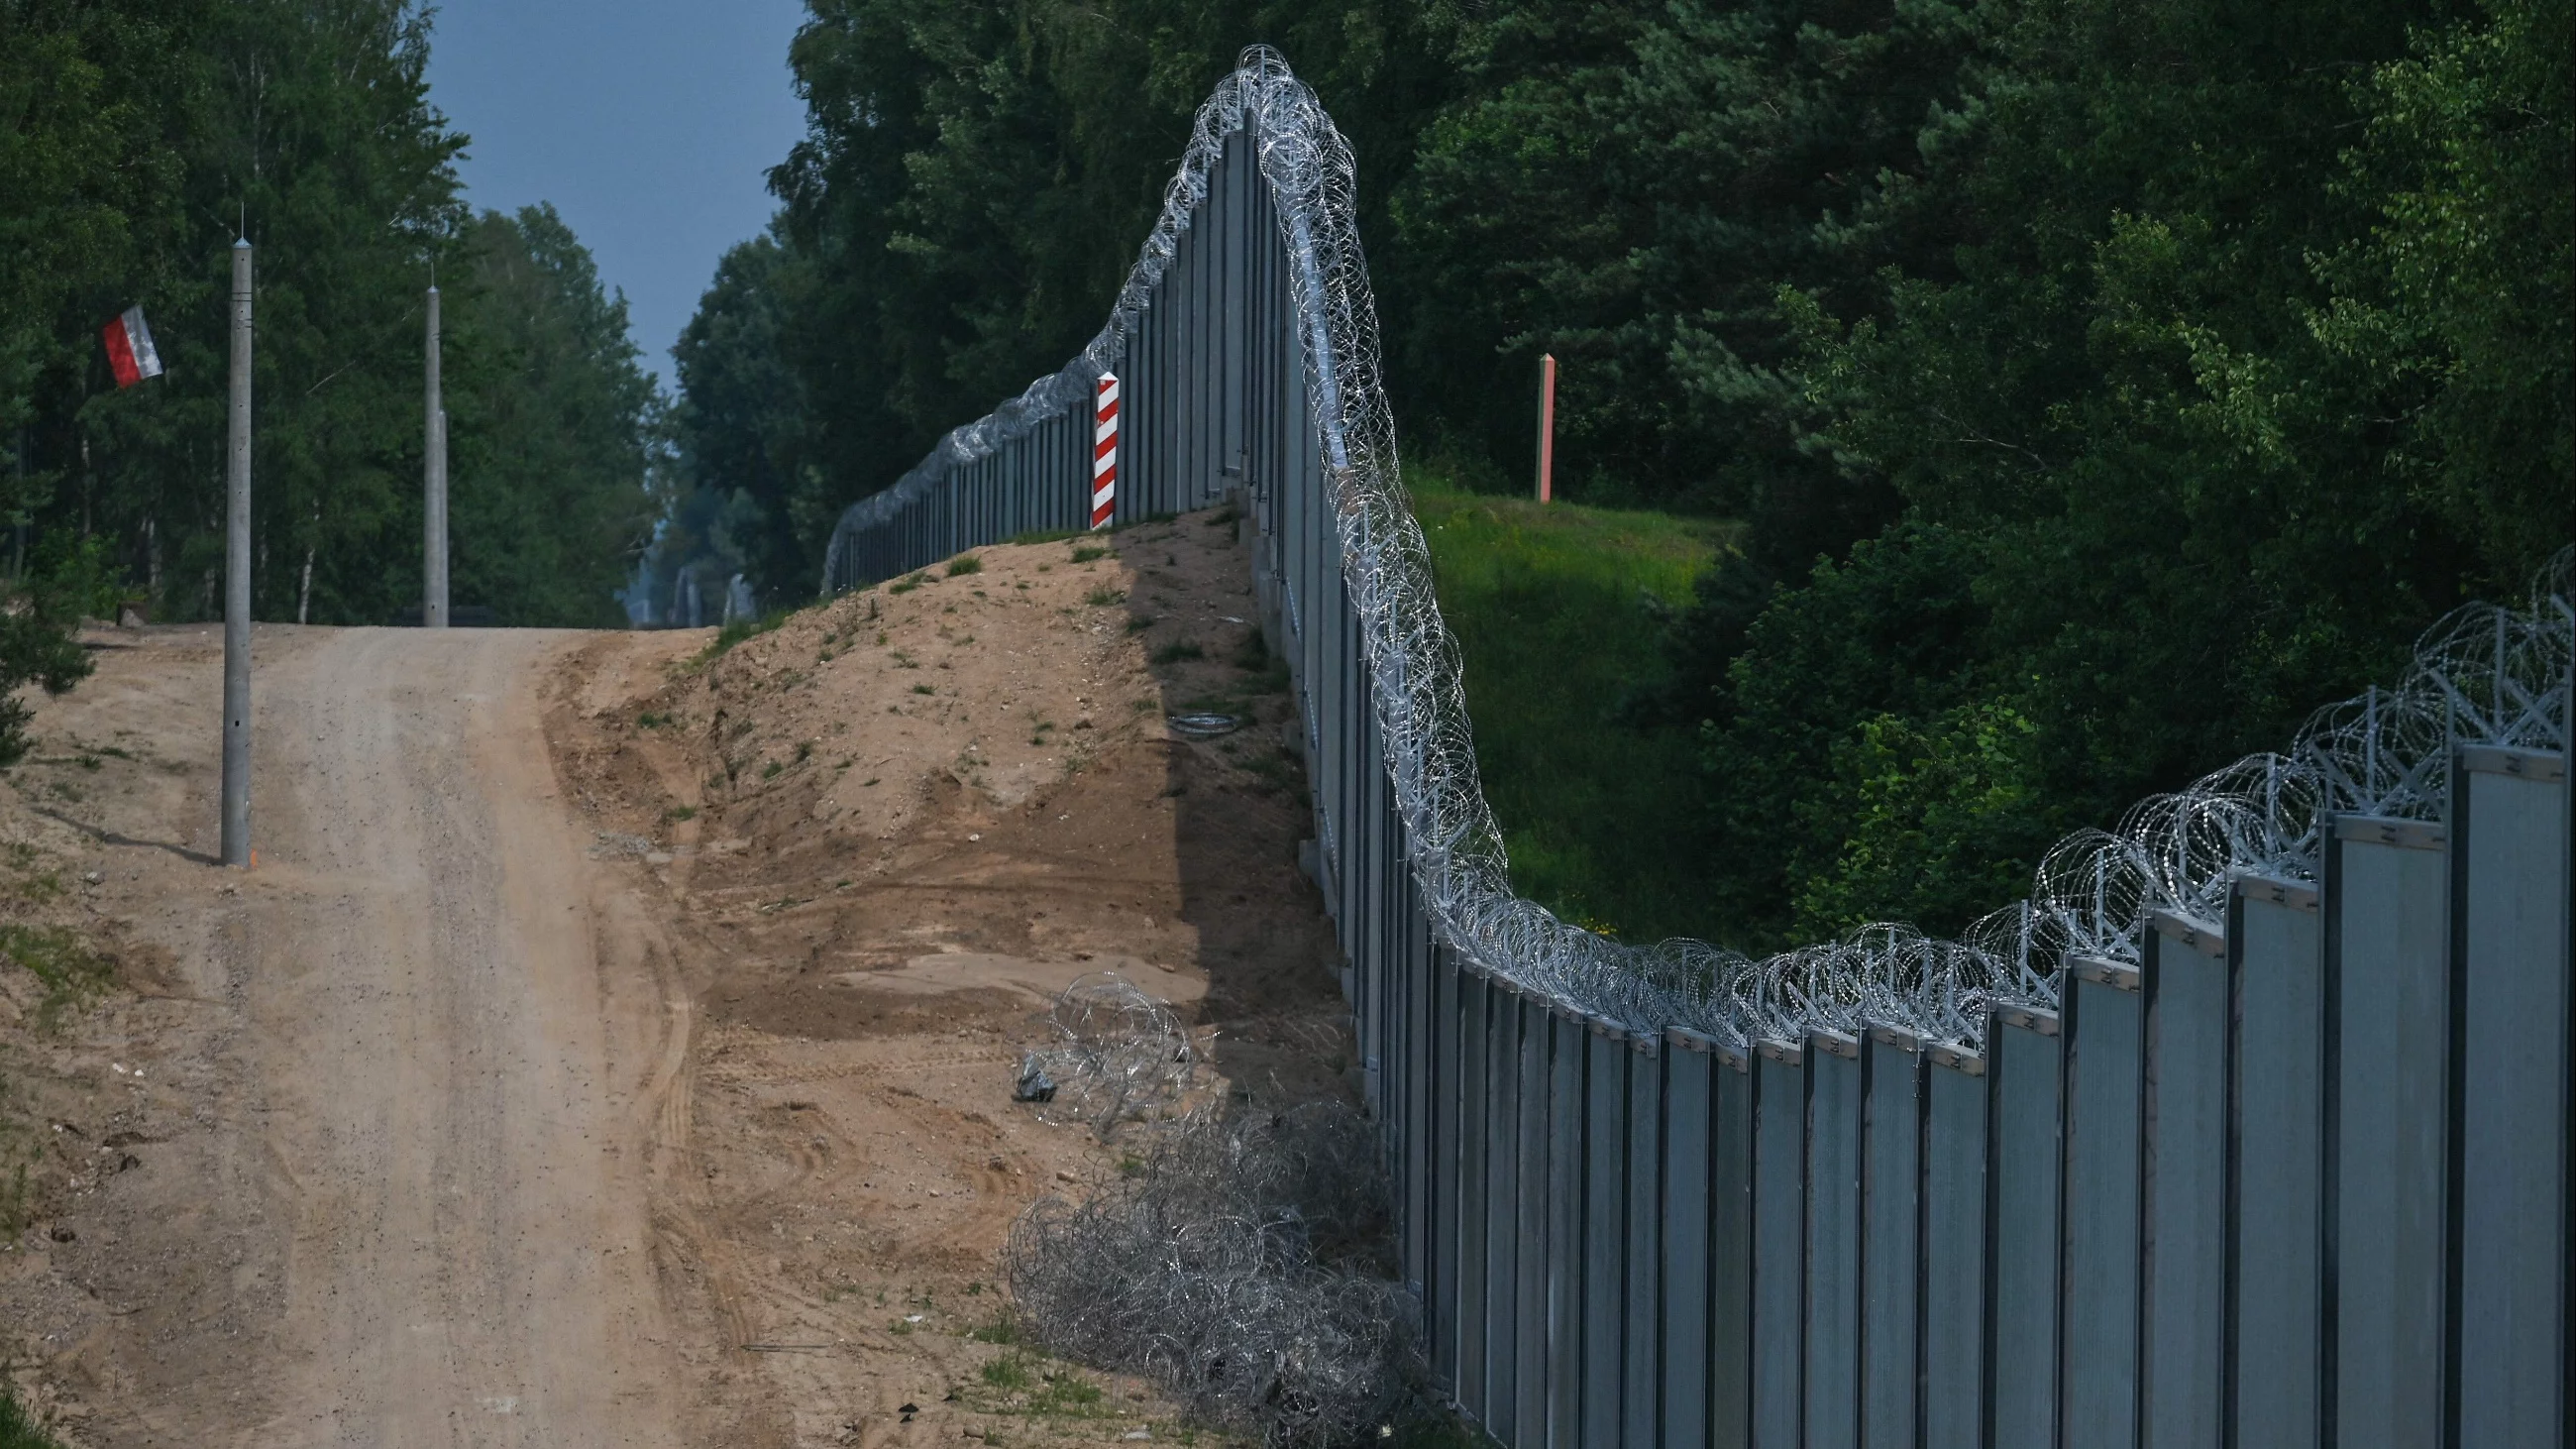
[820,50,2574,1449]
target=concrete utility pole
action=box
[221,238,253,867]
[423,282,448,627]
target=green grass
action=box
[0,924,113,1031]
[698,608,792,661]
[0,1390,68,1449]
[1408,472,1733,943]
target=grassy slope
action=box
[1406,475,1733,943]
[0,1392,66,1449]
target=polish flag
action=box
[102,305,164,389]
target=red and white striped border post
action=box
[1091,372,1120,530]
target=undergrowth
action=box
[0,1389,68,1449]
[1407,469,1733,943]
[0,925,113,1031]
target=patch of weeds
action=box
[761,760,785,780]
[1206,503,1238,528]
[889,572,931,595]
[861,777,881,787]
[1124,616,1156,635]
[666,805,698,823]
[912,684,936,696]
[875,631,889,645]
[1069,545,1108,564]
[1084,587,1126,608]
[1031,1369,1106,1414]
[891,650,919,669]
[795,741,813,762]
[1007,527,1077,546]
[980,1352,1033,1390]
[890,1317,915,1335]
[1232,631,1271,673]
[636,711,669,728]
[968,1314,1020,1345]
[74,753,100,771]
[818,649,834,662]
[1118,1155,1145,1176]
[1,1385,73,1449]
[698,608,791,661]
[1131,697,1158,713]
[946,554,983,576]
[0,925,113,1030]
[1150,641,1204,666]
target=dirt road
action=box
[6,625,693,1446]
[7,512,1352,1446]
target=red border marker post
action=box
[1536,352,1556,503]
[1091,372,1120,529]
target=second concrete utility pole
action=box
[221,238,253,866]
[423,281,448,627]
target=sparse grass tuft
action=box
[1069,544,1109,564]
[1149,641,1204,666]
[0,1388,72,1449]
[699,608,792,662]
[946,553,983,577]
[0,924,113,1031]
[1084,587,1126,608]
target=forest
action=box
[7,0,2568,947]
[663,0,2568,947]
[2,0,656,759]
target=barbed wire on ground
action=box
[1011,973,1198,1139]
[1004,1099,1419,1447]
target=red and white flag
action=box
[1091,371,1119,530]
[102,305,164,389]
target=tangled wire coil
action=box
[828,48,2575,1057]
[1005,1101,1418,1446]
[1015,973,1197,1137]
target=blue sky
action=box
[424,0,812,387]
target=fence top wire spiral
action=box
[825,48,2576,1057]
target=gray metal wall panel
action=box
[1860,1032,1923,1449]
[1459,969,1491,1419]
[2143,932,2227,1449]
[1713,1049,1756,1449]
[2451,755,2570,1449]
[1987,1009,2063,1449]
[1664,1039,1717,1447]
[1487,980,1520,1441]
[1549,1009,1583,1447]
[1922,1046,1987,1449]
[1581,1023,1628,1448]
[2326,818,2449,1449]
[1435,950,1464,1394]
[2226,882,2323,1449]
[1624,1038,1665,1447]
[1516,994,1550,1439]
[1806,1035,1863,1449]
[1753,1043,1805,1449]
[2062,969,2144,1449]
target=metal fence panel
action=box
[1753,1040,1804,1449]
[2062,960,2144,1449]
[2327,815,2449,1449]
[2226,877,2323,1449]
[1624,1034,1665,1448]
[1457,967,1490,1420]
[1922,1042,1987,1449]
[1860,1029,1923,1449]
[1486,980,1521,1441]
[1581,1020,1629,1448]
[1987,1006,2063,1449]
[1664,1032,1717,1447]
[1516,993,1550,1439]
[1548,1009,1583,1447]
[1713,1044,1756,1449]
[2450,748,2570,1449]
[2143,920,2227,1449]
[1806,1032,1863,1449]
